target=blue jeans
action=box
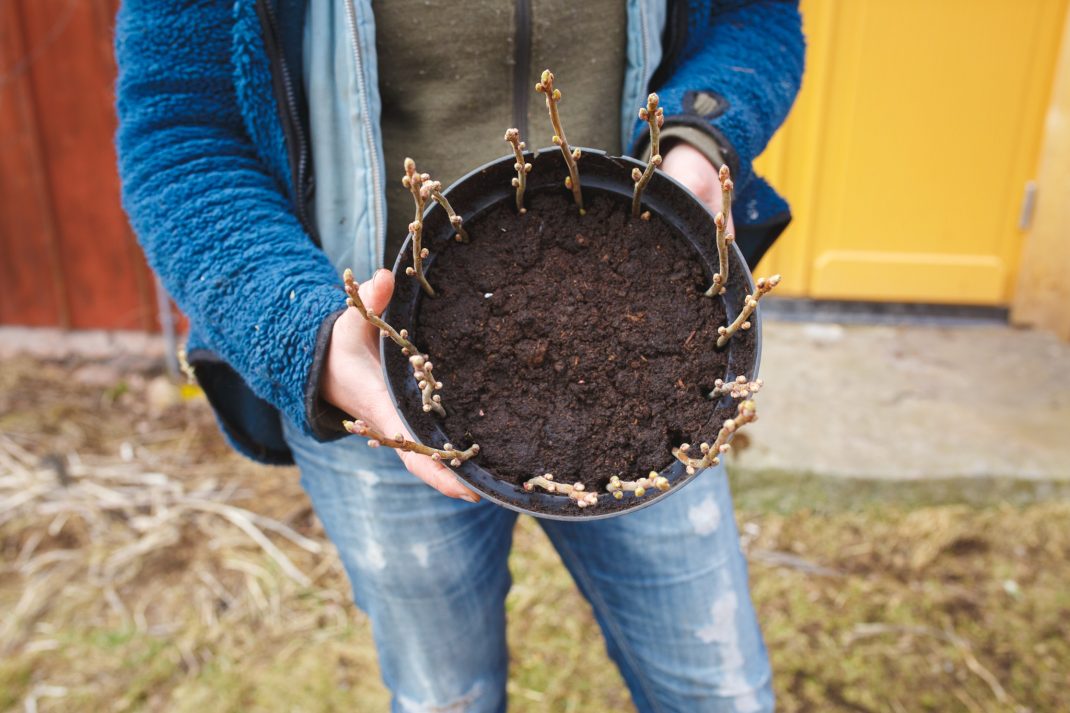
[284,420,773,713]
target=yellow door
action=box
[754,0,1069,305]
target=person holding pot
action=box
[115,1,804,710]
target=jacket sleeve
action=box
[641,0,805,192]
[115,0,344,439]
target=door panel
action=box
[753,0,1069,305]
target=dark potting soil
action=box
[416,189,739,491]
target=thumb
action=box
[359,268,395,315]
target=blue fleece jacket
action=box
[652,0,806,231]
[114,0,804,465]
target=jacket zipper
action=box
[513,0,531,141]
[343,0,385,264]
[256,0,316,242]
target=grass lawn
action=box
[2,357,1067,712]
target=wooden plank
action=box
[1012,11,1070,340]
[89,0,158,331]
[17,0,152,330]
[0,0,67,326]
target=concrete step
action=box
[734,321,1070,480]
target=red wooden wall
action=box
[0,0,157,330]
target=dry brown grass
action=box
[1,357,1067,712]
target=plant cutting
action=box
[716,274,781,348]
[343,269,447,419]
[503,128,532,214]
[631,92,663,218]
[535,69,584,214]
[704,165,735,297]
[402,158,469,296]
[709,375,763,400]
[341,419,479,468]
[339,69,782,519]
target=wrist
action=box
[661,143,722,210]
[304,306,350,439]
[659,126,725,171]
[321,309,359,409]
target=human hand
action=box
[660,142,734,232]
[321,268,480,502]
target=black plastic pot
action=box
[382,148,761,520]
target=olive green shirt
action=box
[373,0,628,260]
